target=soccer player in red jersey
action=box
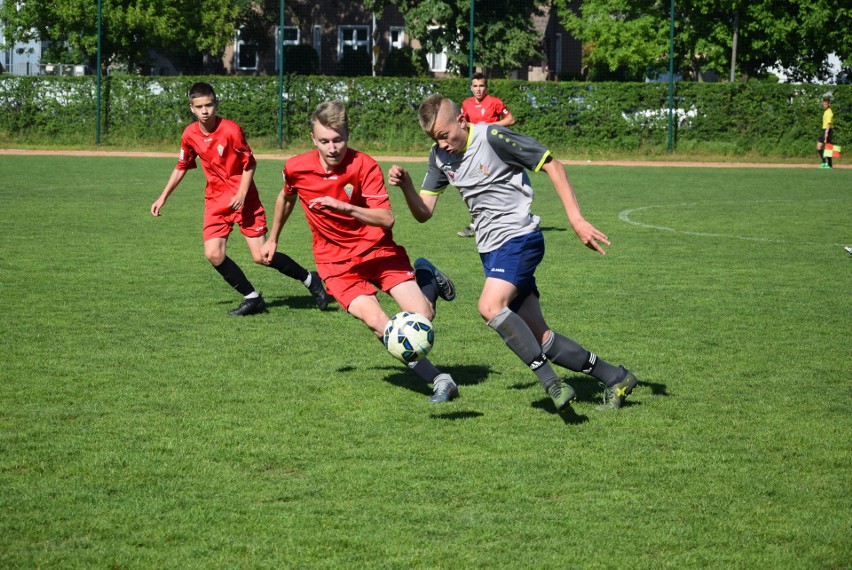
[462,73,515,128]
[260,101,459,403]
[455,73,516,238]
[151,82,328,316]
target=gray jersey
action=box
[421,123,551,253]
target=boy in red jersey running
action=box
[151,82,328,316]
[455,73,516,238]
[260,101,459,403]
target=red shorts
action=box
[202,191,267,241]
[318,245,415,311]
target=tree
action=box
[365,0,548,78]
[553,0,851,82]
[0,0,248,73]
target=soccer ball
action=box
[383,311,434,363]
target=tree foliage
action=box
[365,0,548,78]
[553,0,851,82]
[0,0,247,73]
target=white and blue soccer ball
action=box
[383,311,434,363]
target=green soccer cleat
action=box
[414,257,456,301]
[546,380,576,411]
[597,368,639,411]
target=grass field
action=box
[1,155,850,568]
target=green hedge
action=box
[0,75,847,157]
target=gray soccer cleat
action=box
[428,375,459,403]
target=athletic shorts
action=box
[202,191,267,241]
[318,244,414,311]
[480,229,543,305]
[818,129,833,144]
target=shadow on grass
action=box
[265,294,340,312]
[559,374,671,408]
[429,410,484,420]
[379,364,491,396]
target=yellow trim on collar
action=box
[463,127,473,152]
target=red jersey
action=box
[462,94,511,124]
[283,148,396,263]
[176,117,259,200]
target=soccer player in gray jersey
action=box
[388,93,640,412]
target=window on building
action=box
[275,25,300,71]
[555,33,563,74]
[235,28,258,71]
[389,27,405,51]
[313,25,322,68]
[426,26,447,72]
[338,25,369,59]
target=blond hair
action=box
[311,100,349,137]
[418,94,459,133]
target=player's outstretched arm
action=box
[541,158,610,255]
[151,168,187,216]
[387,165,437,223]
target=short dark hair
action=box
[188,82,216,102]
[471,72,487,84]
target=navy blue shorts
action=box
[480,230,544,306]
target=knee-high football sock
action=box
[213,256,255,296]
[415,266,438,306]
[487,308,559,389]
[268,252,309,282]
[408,358,442,383]
[542,331,623,386]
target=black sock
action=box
[415,267,438,305]
[268,252,309,282]
[487,308,559,389]
[213,256,254,296]
[542,332,624,386]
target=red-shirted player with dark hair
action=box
[260,100,459,403]
[151,82,328,316]
[456,72,516,238]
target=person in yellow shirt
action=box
[817,97,834,169]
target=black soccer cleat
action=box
[307,271,330,311]
[228,294,267,316]
[414,257,456,302]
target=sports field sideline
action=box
[1,147,849,168]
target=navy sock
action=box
[415,267,438,305]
